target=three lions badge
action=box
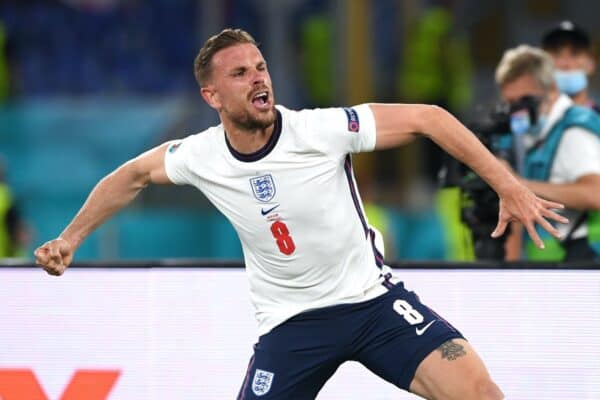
[252,369,274,396]
[250,174,276,202]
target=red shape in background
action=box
[0,368,120,400]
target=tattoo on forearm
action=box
[437,340,466,361]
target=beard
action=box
[223,105,277,131]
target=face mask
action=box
[510,110,531,135]
[529,115,547,136]
[554,69,588,95]
[509,95,545,136]
[510,110,547,137]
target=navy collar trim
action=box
[225,109,282,162]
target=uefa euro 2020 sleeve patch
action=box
[168,141,182,153]
[343,108,360,132]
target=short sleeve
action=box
[552,127,600,182]
[306,104,377,157]
[164,139,192,185]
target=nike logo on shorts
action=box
[415,320,436,336]
[261,204,280,215]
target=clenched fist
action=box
[34,238,74,276]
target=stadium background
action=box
[0,1,599,399]
[3,0,600,260]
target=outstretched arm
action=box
[34,142,174,275]
[368,103,568,248]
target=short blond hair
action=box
[495,45,555,89]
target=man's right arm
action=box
[34,141,175,275]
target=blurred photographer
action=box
[496,45,600,261]
[542,21,600,114]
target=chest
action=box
[194,149,345,225]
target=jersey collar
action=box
[224,109,282,162]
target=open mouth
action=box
[251,91,270,109]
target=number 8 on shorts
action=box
[393,299,424,325]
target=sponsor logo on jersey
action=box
[168,142,181,153]
[261,204,280,215]
[343,107,360,132]
[252,369,274,396]
[250,174,276,202]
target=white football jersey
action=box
[165,105,390,335]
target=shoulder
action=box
[564,105,600,129]
[171,125,223,154]
[562,125,600,147]
[555,125,600,178]
[276,105,340,139]
[280,105,370,131]
[277,105,334,127]
[556,125,600,166]
[276,105,306,129]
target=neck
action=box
[541,89,560,115]
[571,89,591,106]
[222,118,275,155]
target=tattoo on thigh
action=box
[437,340,466,361]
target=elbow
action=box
[589,195,600,210]
[581,178,600,210]
[116,159,151,190]
[416,104,450,138]
[574,191,600,210]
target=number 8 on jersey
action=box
[270,221,296,255]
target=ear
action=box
[584,55,596,76]
[541,84,559,115]
[200,86,221,110]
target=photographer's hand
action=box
[491,184,568,249]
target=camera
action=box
[439,103,514,260]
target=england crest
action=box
[252,369,274,396]
[250,174,276,202]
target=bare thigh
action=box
[409,339,504,400]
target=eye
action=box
[257,62,268,71]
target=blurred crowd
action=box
[0,0,598,262]
[0,0,199,96]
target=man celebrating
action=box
[497,44,600,261]
[35,29,566,399]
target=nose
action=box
[554,55,574,70]
[252,68,267,85]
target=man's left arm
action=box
[368,103,568,249]
[523,127,600,211]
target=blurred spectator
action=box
[398,2,472,114]
[298,13,334,107]
[398,2,473,183]
[0,161,29,258]
[0,0,198,96]
[541,20,600,113]
[496,45,600,262]
[398,2,476,261]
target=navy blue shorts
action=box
[237,279,464,399]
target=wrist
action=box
[493,173,523,199]
[58,233,81,250]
